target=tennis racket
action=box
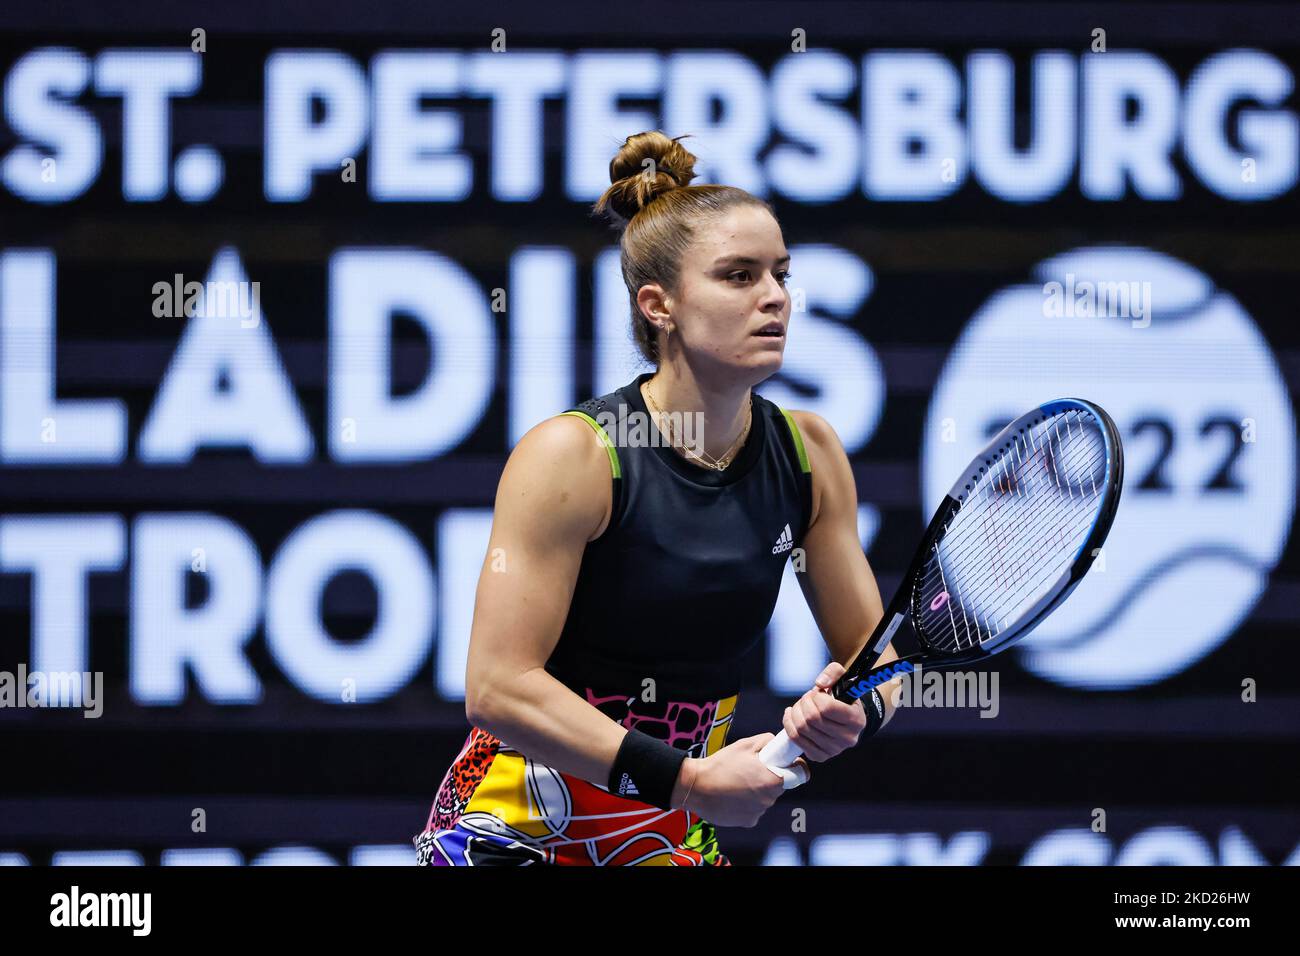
[759,397,1124,788]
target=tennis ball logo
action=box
[922,247,1296,689]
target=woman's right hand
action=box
[674,733,794,827]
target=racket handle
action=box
[758,730,810,790]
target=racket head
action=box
[909,397,1124,664]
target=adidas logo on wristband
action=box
[617,772,640,796]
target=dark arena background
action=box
[1,0,1298,870]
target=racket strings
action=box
[921,445,1100,608]
[921,494,1099,652]
[926,545,973,649]
[931,428,1106,614]
[914,410,1110,652]
[919,416,1105,645]
[920,435,1104,642]
[930,502,1102,649]
[924,411,1104,569]
[933,427,1057,648]
[944,410,1100,550]
[919,485,1100,651]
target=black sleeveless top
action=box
[413,377,814,860]
[545,372,814,704]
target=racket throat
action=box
[839,656,922,702]
[834,606,927,702]
[874,613,906,653]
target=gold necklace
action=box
[645,379,753,471]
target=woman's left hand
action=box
[780,661,867,762]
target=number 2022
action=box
[982,414,1247,493]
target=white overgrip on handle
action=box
[758,729,810,789]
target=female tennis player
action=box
[414,131,904,866]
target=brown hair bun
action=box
[594,131,698,225]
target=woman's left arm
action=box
[779,410,905,762]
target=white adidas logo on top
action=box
[772,523,793,554]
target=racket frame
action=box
[832,397,1125,699]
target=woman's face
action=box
[650,204,791,384]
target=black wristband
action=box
[861,687,886,737]
[608,728,688,811]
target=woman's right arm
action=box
[463,414,786,826]
[463,413,630,786]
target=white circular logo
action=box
[922,246,1296,689]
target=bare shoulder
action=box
[786,409,849,470]
[785,409,854,529]
[497,412,614,543]
[513,411,613,465]
[786,408,832,451]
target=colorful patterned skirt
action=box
[414,691,737,866]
